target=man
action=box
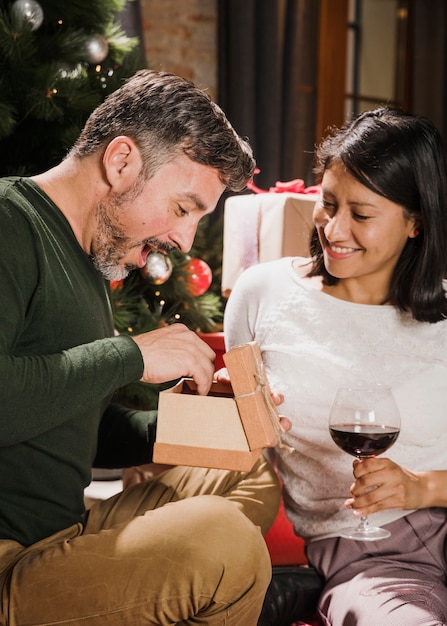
[0,70,280,625]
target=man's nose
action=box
[172,223,198,253]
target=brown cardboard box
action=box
[153,342,281,471]
[221,192,318,296]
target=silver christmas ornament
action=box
[83,34,109,64]
[11,0,44,31]
[142,252,173,285]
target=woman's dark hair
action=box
[69,70,255,192]
[308,107,447,323]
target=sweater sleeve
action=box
[0,185,144,445]
[223,264,265,349]
[224,258,297,351]
[0,336,144,445]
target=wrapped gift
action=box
[153,342,282,471]
[221,192,318,296]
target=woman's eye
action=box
[353,212,370,221]
[321,200,336,214]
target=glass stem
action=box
[359,516,369,531]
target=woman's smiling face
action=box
[312,162,418,303]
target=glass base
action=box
[340,524,391,541]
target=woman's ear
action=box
[410,224,423,238]
[407,215,423,239]
[102,136,143,192]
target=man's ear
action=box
[102,136,143,192]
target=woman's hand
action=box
[214,366,231,385]
[345,457,430,517]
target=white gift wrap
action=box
[222,192,318,295]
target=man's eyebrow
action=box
[183,193,207,212]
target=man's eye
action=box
[353,212,370,221]
[178,206,189,217]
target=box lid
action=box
[223,341,282,449]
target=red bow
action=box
[247,168,320,195]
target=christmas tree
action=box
[0,0,224,409]
[0,0,143,175]
[111,244,223,409]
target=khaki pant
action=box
[0,457,280,625]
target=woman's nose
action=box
[324,211,350,241]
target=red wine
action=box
[330,424,400,458]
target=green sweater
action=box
[0,177,157,546]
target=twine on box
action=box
[234,348,295,453]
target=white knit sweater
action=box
[224,257,447,540]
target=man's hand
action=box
[132,324,215,395]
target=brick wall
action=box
[139,0,218,101]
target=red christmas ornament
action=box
[185,258,212,296]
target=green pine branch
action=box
[0,0,143,174]
[111,250,224,409]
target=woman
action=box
[224,108,447,625]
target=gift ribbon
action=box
[247,168,321,196]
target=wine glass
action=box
[329,384,401,541]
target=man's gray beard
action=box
[92,255,133,281]
[91,202,134,280]
[91,194,176,281]
[92,236,175,281]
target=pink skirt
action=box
[306,508,447,625]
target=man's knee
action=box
[174,495,272,591]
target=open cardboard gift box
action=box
[153,342,282,471]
